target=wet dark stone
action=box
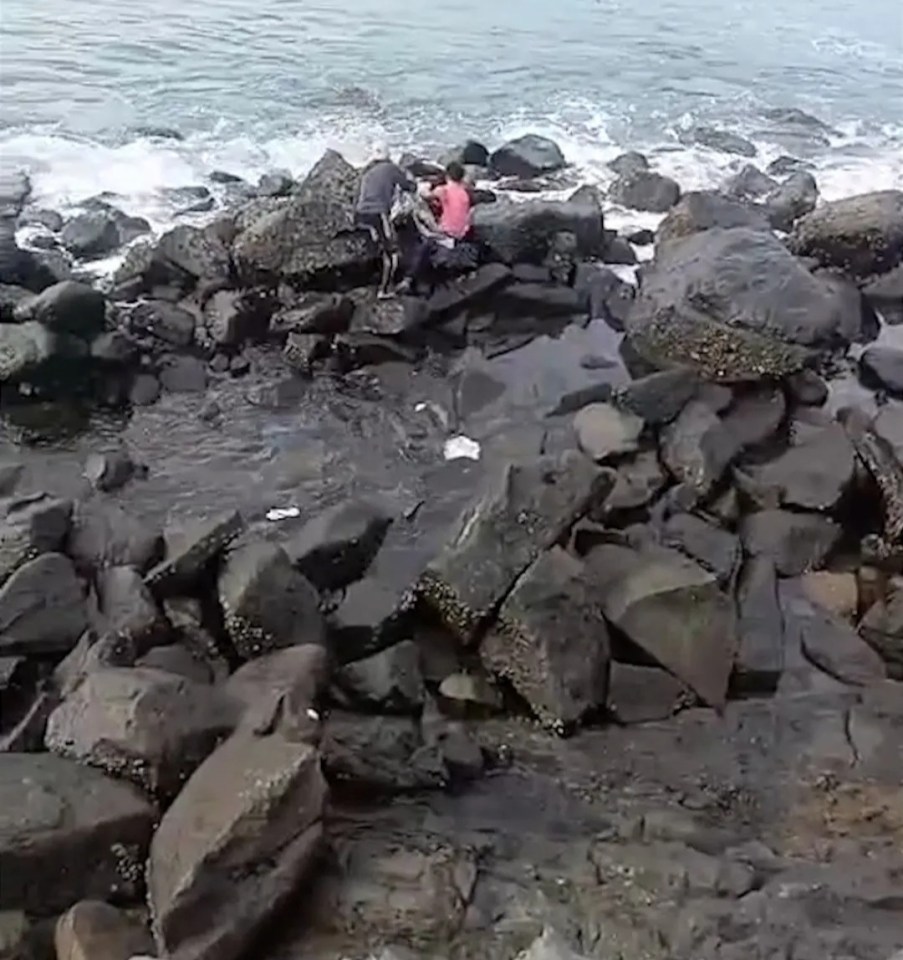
[283,499,392,592]
[129,373,161,406]
[334,640,425,715]
[159,355,207,394]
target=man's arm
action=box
[393,164,416,193]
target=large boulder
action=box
[335,640,425,715]
[627,227,866,380]
[0,493,72,585]
[723,164,778,201]
[112,225,231,299]
[0,553,86,657]
[217,541,326,659]
[148,730,327,960]
[473,196,604,264]
[746,423,856,512]
[94,565,169,654]
[762,171,818,232]
[224,644,329,732]
[54,900,155,960]
[0,168,30,219]
[656,191,769,244]
[859,577,903,679]
[45,666,236,801]
[145,509,244,596]
[740,509,840,576]
[60,213,120,259]
[68,499,163,575]
[480,547,610,731]
[790,190,903,277]
[233,151,371,289]
[0,320,87,384]
[12,280,106,337]
[859,346,903,397]
[586,542,736,707]
[680,126,757,157]
[417,453,612,643]
[0,752,154,914]
[779,580,886,685]
[489,135,566,179]
[609,171,681,213]
[127,299,196,348]
[292,148,360,205]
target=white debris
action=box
[265,506,301,521]
[443,435,481,461]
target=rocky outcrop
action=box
[489,135,566,179]
[480,547,610,730]
[609,171,681,213]
[0,753,154,915]
[790,190,903,277]
[148,730,327,960]
[656,191,769,243]
[473,195,604,264]
[417,453,612,642]
[45,666,236,800]
[217,541,325,659]
[627,227,868,380]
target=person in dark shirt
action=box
[355,144,416,298]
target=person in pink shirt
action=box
[431,161,473,239]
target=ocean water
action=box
[1,0,902,241]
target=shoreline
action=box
[1,133,903,959]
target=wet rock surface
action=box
[3,161,903,960]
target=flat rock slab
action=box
[613,367,699,425]
[481,547,610,731]
[751,423,855,511]
[0,753,154,915]
[45,666,237,801]
[217,540,325,659]
[0,553,86,656]
[573,403,643,462]
[740,509,841,576]
[587,543,736,707]
[779,580,886,686]
[418,452,612,643]
[149,731,327,960]
[145,509,244,596]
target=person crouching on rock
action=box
[431,161,473,241]
[355,143,417,299]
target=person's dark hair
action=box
[445,160,465,182]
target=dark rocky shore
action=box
[1,133,903,960]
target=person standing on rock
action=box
[354,143,416,298]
